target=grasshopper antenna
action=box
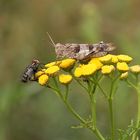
[46,32,56,47]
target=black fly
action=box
[21,59,40,83]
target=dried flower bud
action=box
[130,65,140,74]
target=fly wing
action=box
[26,68,34,76]
[21,67,34,82]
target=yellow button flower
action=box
[45,66,60,75]
[117,55,133,63]
[38,74,49,86]
[74,67,83,78]
[101,65,115,74]
[130,65,140,73]
[117,62,129,72]
[111,55,118,63]
[120,72,128,80]
[35,71,44,78]
[81,64,97,76]
[59,58,76,69]
[89,58,103,70]
[59,74,72,84]
[99,54,112,63]
[45,61,61,68]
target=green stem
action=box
[96,82,108,98]
[70,71,89,92]
[90,127,105,140]
[65,85,69,100]
[89,82,97,127]
[137,89,140,116]
[51,85,86,123]
[108,75,119,140]
[51,77,105,140]
[108,98,114,140]
[64,92,105,140]
[89,77,108,98]
[126,80,138,90]
[74,78,89,92]
[63,100,86,123]
[127,79,140,140]
[91,94,97,129]
[89,83,105,140]
[132,90,140,140]
[136,91,140,132]
[51,78,86,123]
[90,73,118,140]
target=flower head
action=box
[81,64,97,76]
[59,58,76,69]
[45,66,60,76]
[74,67,83,78]
[117,55,133,63]
[120,72,128,80]
[117,62,129,72]
[99,54,112,63]
[89,58,103,70]
[59,74,72,84]
[45,61,61,68]
[130,65,140,74]
[38,74,49,85]
[101,65,115,74]
[111,55,118,63]
[35,71,44,78]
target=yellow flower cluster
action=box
[35,58,75,86]
[34,54,140,86]
[73,54,133,79]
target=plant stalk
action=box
[108,98,115,140]
[132,90,140,140]
[52,77,105,140]
[89,83,105,140]
[90,127,105,140]
[108,75,119,140]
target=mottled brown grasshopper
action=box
[47,33,115,60]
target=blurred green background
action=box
[0,0,140,140]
